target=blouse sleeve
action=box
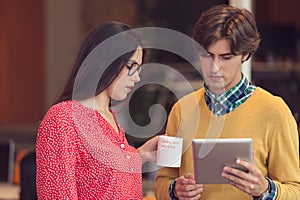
[36,109,79,199]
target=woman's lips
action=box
[127,85,134,92]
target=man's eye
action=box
[222,56,232,60]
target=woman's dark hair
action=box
[54,21,144,105]
[193,4,260,59]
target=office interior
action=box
[0,0,300,199]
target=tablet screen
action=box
[192,138,252,184]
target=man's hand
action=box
[221,150,269,197]
[174,173,203,200]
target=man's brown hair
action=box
[193,4,261,59]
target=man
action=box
[154,4,300,200]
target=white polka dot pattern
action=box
[36,100,143,199]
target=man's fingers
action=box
[184,173,194,179]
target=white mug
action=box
[157,135,183,168]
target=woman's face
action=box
[106,46,143,101]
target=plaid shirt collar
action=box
[204,74,250,116]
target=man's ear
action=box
[242,53,250,63]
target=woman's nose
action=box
[131,72,141,82]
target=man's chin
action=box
[207,83,226,94]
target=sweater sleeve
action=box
[267,98,300,200]
[154,102,181,200]
[36,108,78,199]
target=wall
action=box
[256,0,300,31]
[0,0,44,124]
[44,0,81,108]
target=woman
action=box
[36,21,158,199]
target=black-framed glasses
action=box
[126,60,143,76]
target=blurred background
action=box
[0,0,300,199]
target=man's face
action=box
[200,39,249,95]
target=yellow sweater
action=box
[154,87,300,200]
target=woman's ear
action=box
[242,53,250,63]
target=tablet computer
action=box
[192,138,252,184]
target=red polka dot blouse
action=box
[36,100,143,199]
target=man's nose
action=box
[212,58,221,73]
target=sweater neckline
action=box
[201,87,262,119]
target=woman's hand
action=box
[137,135,159,163]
